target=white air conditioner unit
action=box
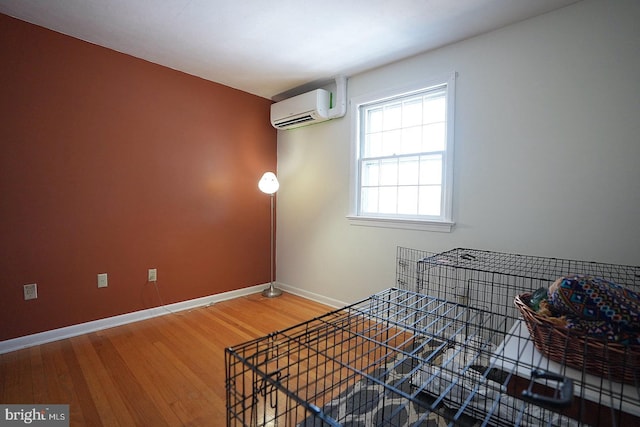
[270,89,330,130]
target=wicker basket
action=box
[514,293,639,384]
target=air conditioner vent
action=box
[273,114,315,129]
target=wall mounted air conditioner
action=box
[270,76,347,130]
[270,89,330,130]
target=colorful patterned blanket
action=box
[547,275,640,345]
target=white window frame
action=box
[347,72,456,232]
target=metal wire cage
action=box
[396,247,640,425]
[226,248,640,427]
[397,246,640,320]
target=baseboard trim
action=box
[0,283,270,355]
[277,283,348,309]
[0,282,349,355]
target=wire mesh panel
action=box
[226,285,640,427]
[226,289,475,427]
[225,249,639,427]
[397,247,640,341]
[396,247,640,426]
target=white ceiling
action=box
[0,0,580,100]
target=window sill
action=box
[346,215,455,233]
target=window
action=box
[349,73,455,232]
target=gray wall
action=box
[276,0,640,305]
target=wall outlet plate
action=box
[24,283,38,300]
[97,273,108,288]
[148,268,157,282]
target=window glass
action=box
[353,74,455,227]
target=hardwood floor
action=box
[0,292,334,426]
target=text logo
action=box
[1,405,68,426]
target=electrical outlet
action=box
[24,283,38,300]
[97,273,108,288]
[148,268,157,282]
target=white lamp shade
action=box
[258,172,279,194]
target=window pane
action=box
[403,98,422,127]
[398,186,418,215]
[418,186,441,216]
[383,103,402,130]
[361,187,379,213]
[381,129,402,156]
[419,155,442,185]
[401,126,422,155]
[398,157,419,185]
[379,158,398,186]
[367,108,383,133]
[365,132,382,157]
[361,160,380,186]
[422,123,445,152]
[379,187,397,214]
[423,93,445,124]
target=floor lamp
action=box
[258,172,282,298]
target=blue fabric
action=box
[548,275,640,344]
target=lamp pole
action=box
[259,172,282,298]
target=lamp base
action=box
[262,284,283,298]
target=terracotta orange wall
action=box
[0,14,277,341]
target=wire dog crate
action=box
[398,247,640,351]
[226,248,640,426]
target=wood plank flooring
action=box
[0,292,334,426]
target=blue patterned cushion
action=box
[548,275,640,344]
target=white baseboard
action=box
[0,282,347,355]
[277,283,348,309]
[0,283,271,355]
